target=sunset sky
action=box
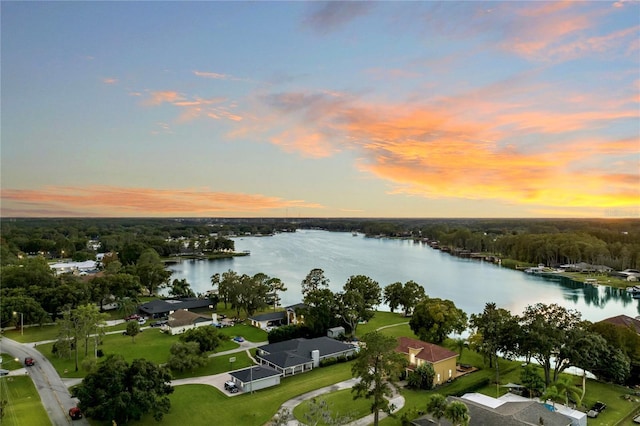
[2,1,639,218]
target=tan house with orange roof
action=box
[395,336,459,386]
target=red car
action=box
[124,314,141,321]
[69,407,83,420]
[25,357,35,367]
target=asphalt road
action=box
[1,337,88,426]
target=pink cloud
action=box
[1,186,324,217]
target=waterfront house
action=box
[395,336,458,386]
[256,337,356,376]
[139,297,213,319]
[248,303,306,330]
[162,309,212,335]
[599,314,640,334]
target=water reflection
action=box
[166,230,640,320]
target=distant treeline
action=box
[1,217,639,269]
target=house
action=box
[412,393,579,426]
[139,298,213,319]
[162,309,212,335]
[256,337,357,376]
[395,337,458,386]
[228,365,282,393]
[599,314,640,334]
[248,303,306,330]
[49,260,99,276]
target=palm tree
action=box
[426,394,447,425]
[554,376,583,408]
[445,401,470,426]
[452,337,468,360]
[541,385,561,410]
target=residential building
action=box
[412,393,580,426]
[256,337,356,376]
[162,309,213,335]
[139,298,213,319]
[395,336,458,385]
[248,303,306,330]
[228,365,282,393]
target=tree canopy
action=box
[409,297,468,344]
[75,355,173,424]
[351,331,406,426]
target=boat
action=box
[352,231,358,237]
[626,286,640,294]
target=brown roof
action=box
[168,309,211,328]
[395,336,458,363]
[600,314,640,334]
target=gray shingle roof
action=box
[229,365,281,382]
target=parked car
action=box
[69,407,83,420]
[138,317,146,325]
[233,336,245,343]
[0,369,9,376]
[25,357,35,366]
[224,381,239,393]
[587,401,607,418]
[151,320,167,328]
[125,314,141,321]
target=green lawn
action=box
[127,362,355,426]
[170,350,254,379]
[0,376,51,426]
[293,387,372,425]
[356,311,409,336]
[2,324,59,343]
[0,354,24,371]
[218,323,268,342]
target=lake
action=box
[166,229,640,321]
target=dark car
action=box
[69,407,83,420]
[151,320,167,327]
[224,381,239,393]
[587,401,607,418]
[25,357,35,366]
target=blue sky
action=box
[2,1,639,218]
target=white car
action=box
[138,318,146,325]
[0,369,9,376]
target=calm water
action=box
[166,229,640,321]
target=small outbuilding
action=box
[327,326,345,339]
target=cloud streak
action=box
[1,186,324,217]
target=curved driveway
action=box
[1,337,88,426]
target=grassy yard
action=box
[170,350,254,379]
[217,323,268,342]
[2,324,60,343]
[0,354,24,371]
[122,362,356,426]
[356,311,409,336]
[293,387,371,425]
[0,376,51,426]
[37,324,248,379]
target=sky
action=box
[1,1,639,219]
